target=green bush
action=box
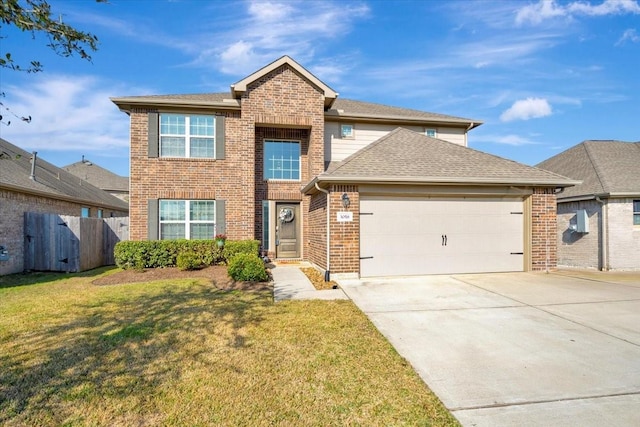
[227,253,268,282]
[114,239,259,270]
[176,251,205,271]
[222,240,260,263]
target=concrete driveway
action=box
[338,271,640,426]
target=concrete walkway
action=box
[271,262,348,302]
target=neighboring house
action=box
[0,138,129,275]
[537,140,640,271]
[111,55,576,278]
[63,157,130,202]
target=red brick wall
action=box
[128,64,326,251]
[129,109,255,241]
[531,188,558,271]
[328,185,360,274]
[308,191,327,269]
[0,189,127,275]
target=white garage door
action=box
[360,196,524,277]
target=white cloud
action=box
[616,28,640,45]
[500,97,553,122]
[516,0,640,25]
[204,0,370,76]
[1,75,130,152]
[472,133,539,146]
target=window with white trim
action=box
[341,124,354,138]
[425,128,437,138]
[264,140,301,180]
[634,200,640,225]
[160,114,215,158]
[159,200,216,239]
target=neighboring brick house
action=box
[63,157,130,202]
[112,56,576,278]
[537,140,640,271]
[0,138,129,275]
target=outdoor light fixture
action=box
[341,193,350,209]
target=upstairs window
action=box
[425,129,437,138]
[159,114,215,158]
[264,140,301,180]
[341,124,354,138]
[81,207,90,217]
[634,200,640,225]
[159,200,216,240]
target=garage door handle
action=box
[360,256,374,260]
[510,252,523,255]
[442,235,447,246]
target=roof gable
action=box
[0,138,128,211]
[537,140,640,199]
[306,128,576,191]
[63,159,129,192]
[230,55,338,108]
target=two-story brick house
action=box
[112,56,576,278]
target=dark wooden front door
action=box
[276,203,299,258]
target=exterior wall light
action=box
[341,193,350,209]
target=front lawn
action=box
[0,268,458,426]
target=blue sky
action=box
[1,0,639,177]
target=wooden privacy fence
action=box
[24,213,129,273]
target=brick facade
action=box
[0,189,127,275]
[556,200,602,269]
[530,188,558,271]
[556,198,640,270]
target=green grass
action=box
[0,268,459,426]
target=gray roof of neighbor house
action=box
[0,138,129,211]
[536,140,640,200]
[303,128,578,193]
[63,158,129,192]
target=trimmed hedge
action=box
[114,239,260,270]
[228,253,269,282]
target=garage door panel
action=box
[360,197,524,277]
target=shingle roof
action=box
[111,94,479,127]
[63,159,129,192]
[0,138,129,211]
[304,128,577,192]
[536,140,640,199]
[327,98,480,127]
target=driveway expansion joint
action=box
[449,390,640,413]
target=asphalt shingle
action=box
[321,128,576,186]
[537,140,640,199]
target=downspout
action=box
[595,196,608,271]
[315,182,331,281]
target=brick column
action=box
[531,188,558,271]
[328,185,360,275]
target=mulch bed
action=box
[92,265,273,291]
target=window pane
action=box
[161,223,185,240]
[190,137,214,158]
[160,114,185,135]
[634,214,640,225]
[190,201,215,221]
[160,200,185,221]
[190,223,215,240]
[634,200,640,213]
[190,115,214,136]
[160,136,186,157]
[264,140,300,180]
[81,207,90,217]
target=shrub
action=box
[227,253,268,282]
[222,240,260,264]
[176,251,204,271]
[114,239,259,270]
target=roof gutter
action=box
[0,182,129,212]
[303,175,580,194]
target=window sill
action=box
[157,157,217,162]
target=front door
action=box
[276,202,300,258]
